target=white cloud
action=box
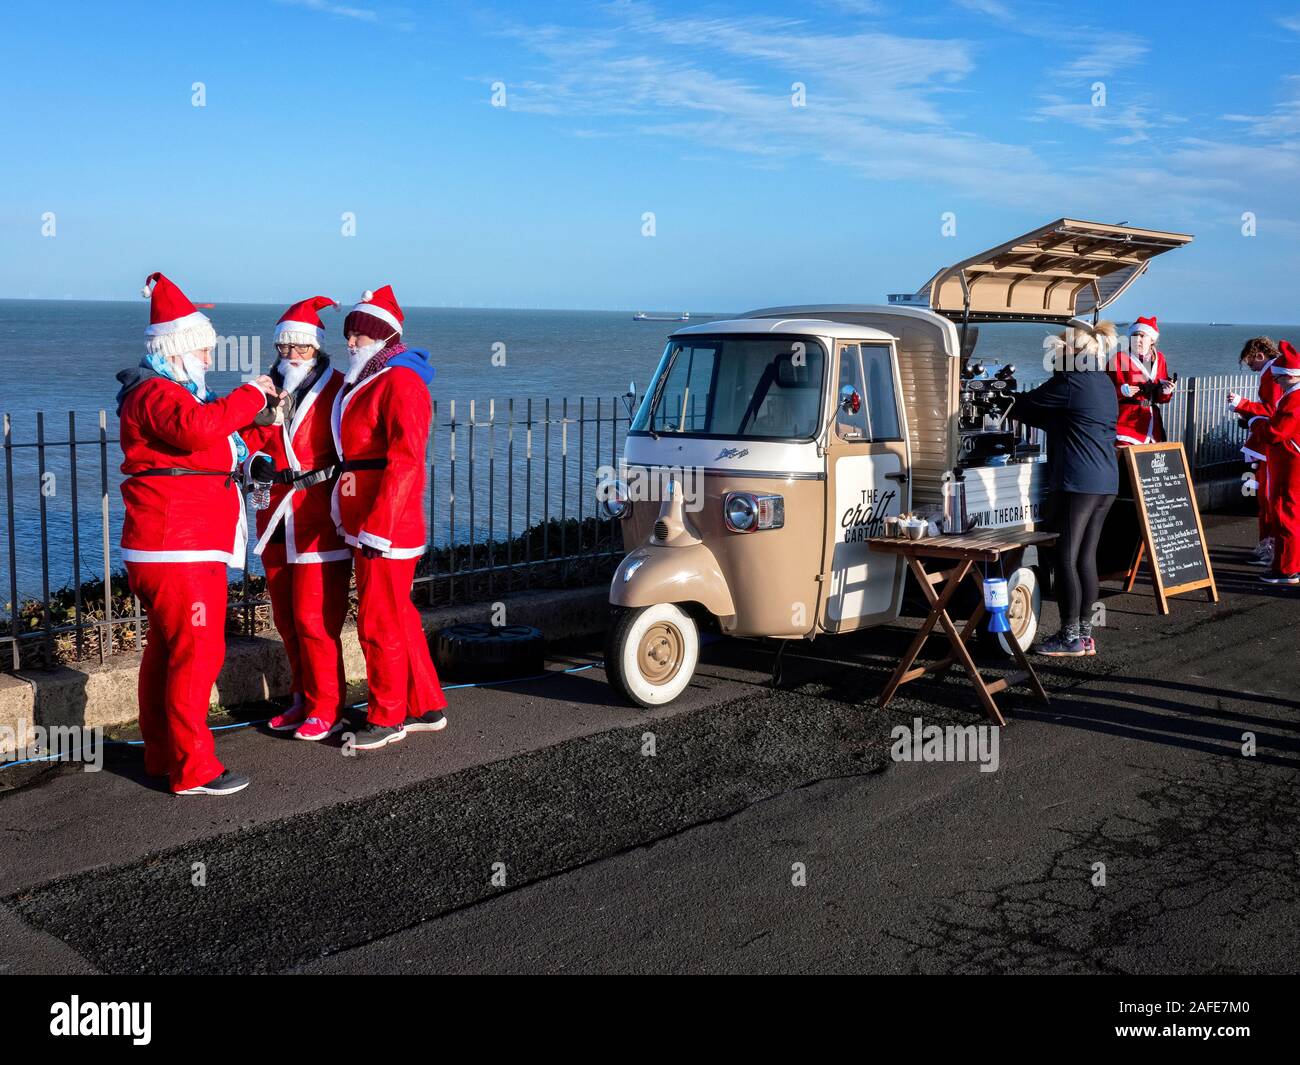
[1223,75,1300,138]
[277,0,379,24]
[954,0,1014,18]
[1059,40,1149,79]
[496,2,1300,227]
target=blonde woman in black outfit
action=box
[1013,320,1120,657]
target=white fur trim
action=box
[1129,322,1159,340]
[362,290,374,301]
[357,529,392,552]
[349,301,401,335]
[1270,365,1300,376]
[146,309,211,337]
[122,547,242,566]
[274,319,325,347]
[345,532,425,559]
[292,549,352,564]
[1242,447,1267,462]
[145,311,217,357]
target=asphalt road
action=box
[2,514,1298,974]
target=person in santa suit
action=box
[115,272,278,795]
[1229,336,1285,568]
[1113,316,1175,446]
[240,297,352,741]
[1257,340,1300,585]
[331,285,448,750]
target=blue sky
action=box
[2,0,1298,321]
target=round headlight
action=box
[724,492,757,532]
[598,480,630,520]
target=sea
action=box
[0,298,1293,600]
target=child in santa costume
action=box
[331,285,447,750]
[1229,336,1285,568]
[1255,340,1300,584]
[241,297,352,741]
[115,273,278,795]
[1112,316,1175,446]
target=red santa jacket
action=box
[1262,379,1300,459]
[1112,347,1172,446]
[331,350,434,559]
[117,375,267,566]
[1234,355,1284,463]
[242,364,349,564]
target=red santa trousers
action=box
[126,561,228,793]
[354,550,447,726]
[1271,446,1300,574]
[262,542,351,723]
[1257,461,1275,542]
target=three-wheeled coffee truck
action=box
[602,219,1193,706]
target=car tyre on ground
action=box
[433,623,546,681]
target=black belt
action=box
[270,457,388,491]
[129,467,240,488]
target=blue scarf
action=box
[143,354,249,464]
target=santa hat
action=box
[140,272,217,357]
[275,296,337,349]
[1129,316,1159,341]
[343,284,403,341]
[1269,340,1300,377]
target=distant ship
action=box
[195,302,216,308]
[633,311,690,321]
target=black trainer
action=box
[1259,571,1300,585]
[348,722,407,750]
[176,770,250,796]
[404,710,447,733]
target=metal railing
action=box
[0,374,1261,671]
[1164,373,1257,470]
[2,395,637,671]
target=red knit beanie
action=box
[343,285,403,342]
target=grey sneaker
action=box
[176,770,250,796]
[1034,632,1087,657]
[349,722,407,750]
[404,710,447,733]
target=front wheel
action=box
[605,603,700,707]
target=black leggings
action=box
[1051,492,1115,630]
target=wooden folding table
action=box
[868,529,1059,726]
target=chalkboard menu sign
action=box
[1124,443,1218,613]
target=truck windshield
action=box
[631,336,826,440]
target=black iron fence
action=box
[2,395,637,671]
[0,374,1260,671]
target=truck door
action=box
[820,341,910,632]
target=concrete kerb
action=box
[0,586,611,756]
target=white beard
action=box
[344,340,386,384]
[179,351,208,395]
[279,357,315,394]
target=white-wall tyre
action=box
[606,604,700,707]
[995,566,1040,655]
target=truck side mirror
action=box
[840,385,862,415]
